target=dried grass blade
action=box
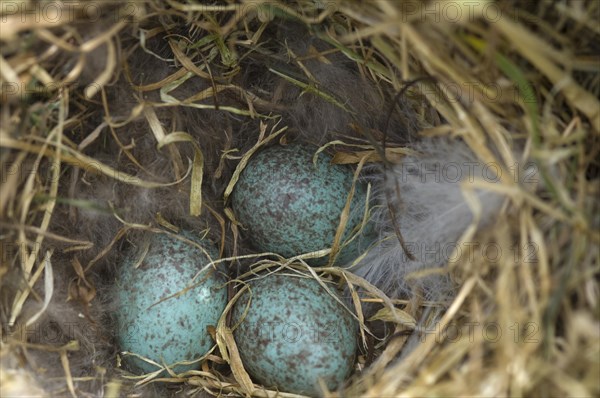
[24,251,54,327]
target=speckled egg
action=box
[231,143,373,265]
[115,232,228,374]
[232,274,358,395]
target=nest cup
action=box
[1,1,599,397]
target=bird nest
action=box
[1,1,598,397]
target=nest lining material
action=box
[1,1,599,397]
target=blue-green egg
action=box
[115,232,228,374]
[232,274,358,396]
[231,143,373,265]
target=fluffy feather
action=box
[353,138,507,302]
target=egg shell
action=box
[232,274,358,396]
[115,232,228,374]
[231,143,373,265]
